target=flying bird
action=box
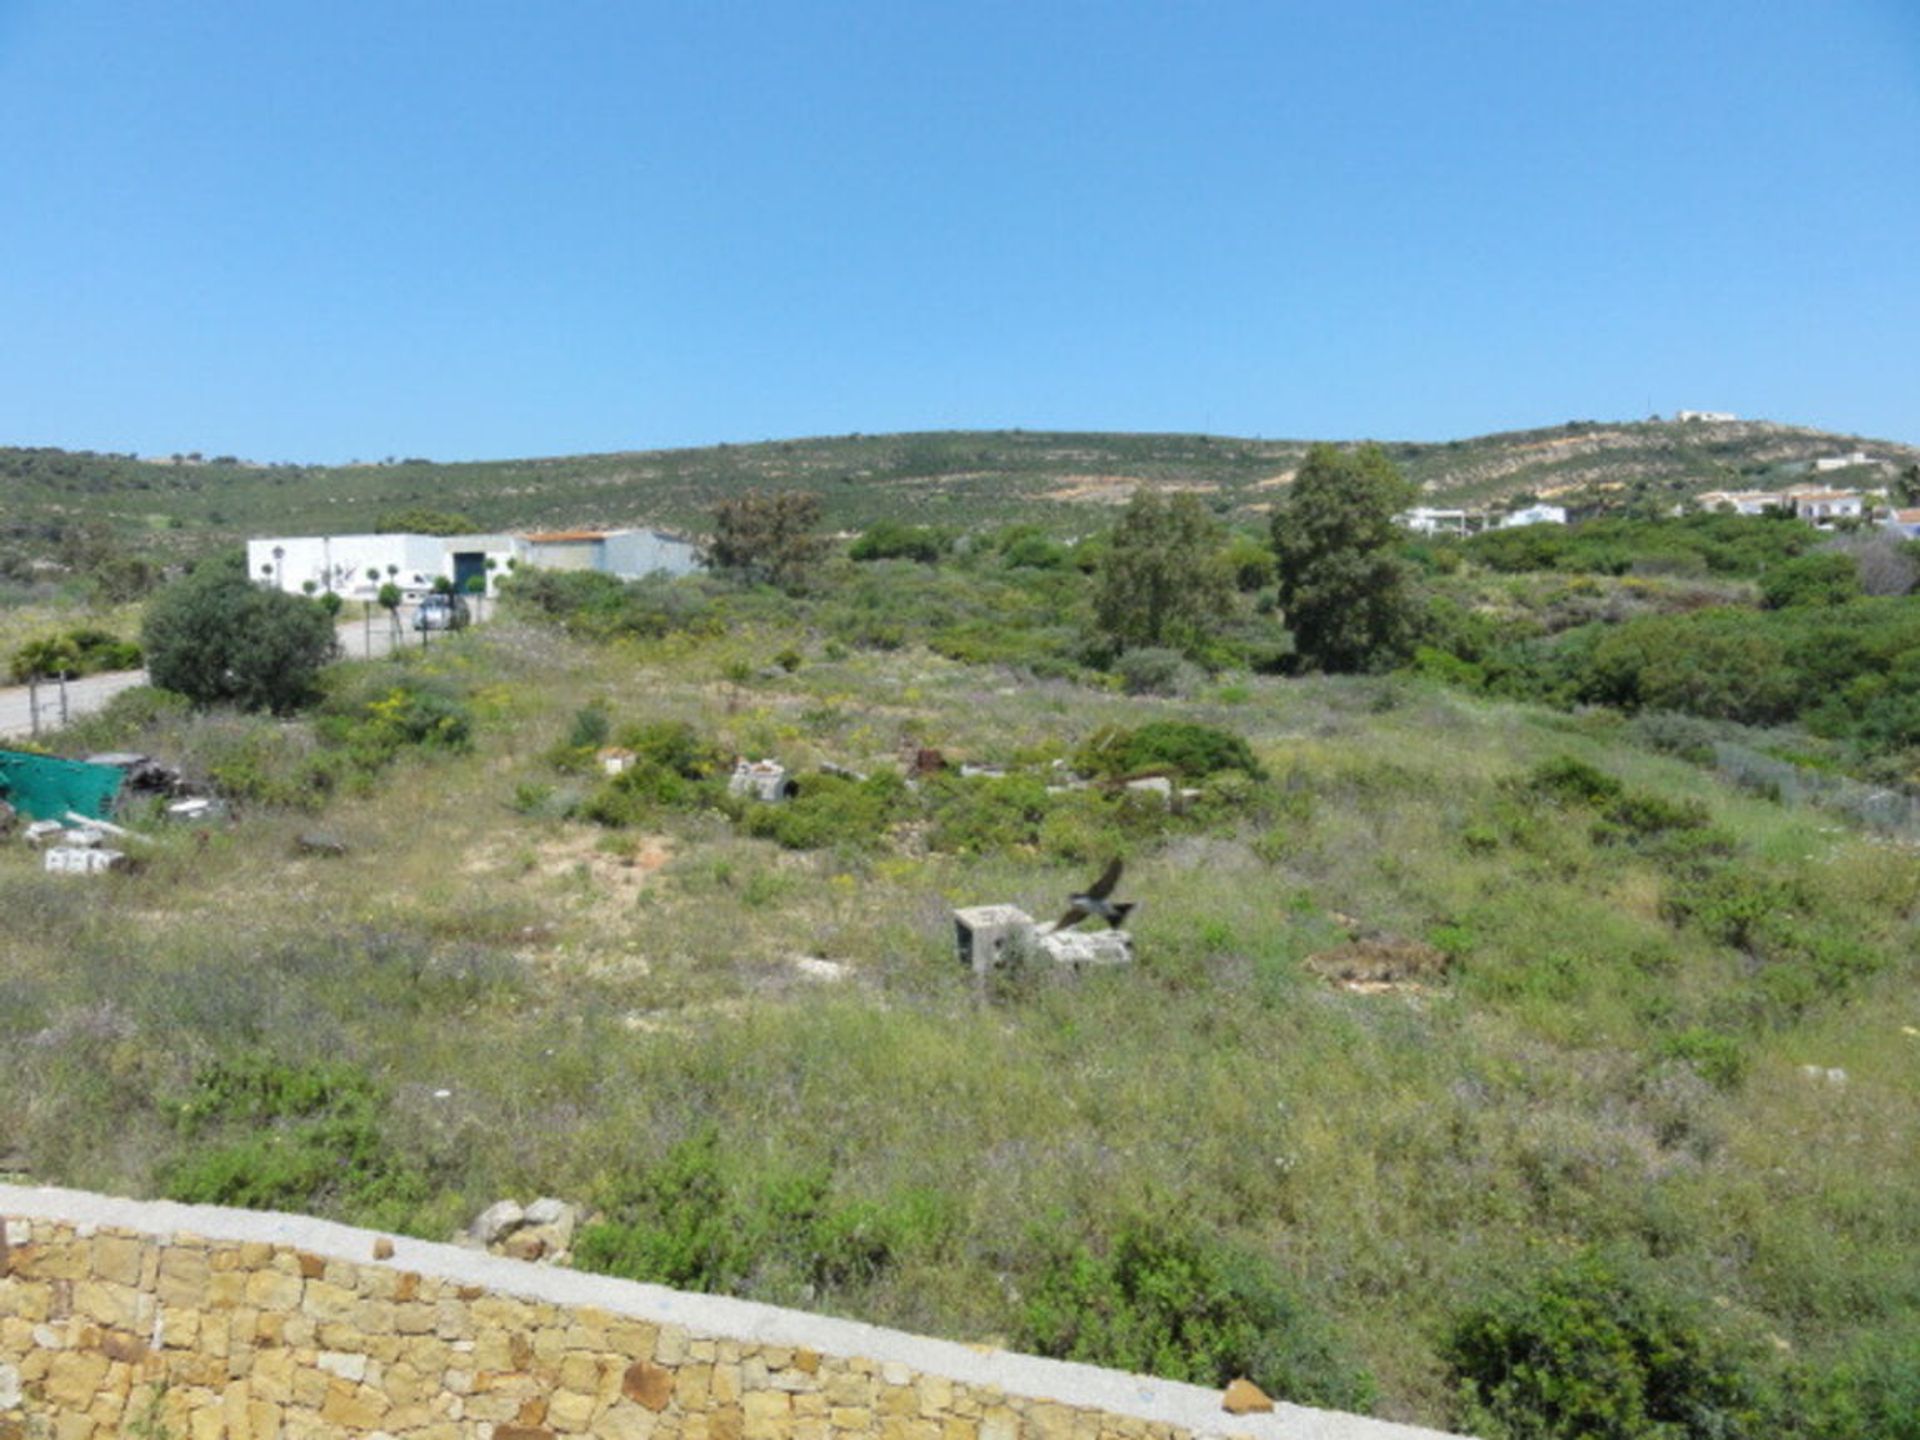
[1053,858,1135,931]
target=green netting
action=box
[0,749,124,821]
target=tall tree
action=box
[1093,491,1234,656]
[1271,444,1419,672]
[704,490,828,592]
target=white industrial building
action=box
[247,528,700,597]
[1397,507,1479,536]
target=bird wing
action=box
[1053,903,1090,931]
[1085,857,1123,900]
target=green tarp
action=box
[0,748,123,822]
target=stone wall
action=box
[0,1185,1461,1440]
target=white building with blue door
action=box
[247,528,699,597]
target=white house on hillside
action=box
[247,528,700,597]
[1787,490,1864,527]
[1697,490,1785,516]
[1500,504,1568,529]
[1397,507,1479,536]
[1811,452,1872,473]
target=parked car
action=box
[412,594,470,631]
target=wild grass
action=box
[2,610,1916,1434]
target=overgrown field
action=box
[4,583,1916,1435]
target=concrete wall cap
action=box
[0,1182,1469,1440]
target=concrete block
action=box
[729,760,794,803]
[953,906,1036,974]
[1037,929,1133,968]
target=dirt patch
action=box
[1305,935,1450,993]
[465,828,672,891]
[1040,475,1221,504]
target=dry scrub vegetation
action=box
[3,596,1917,1436]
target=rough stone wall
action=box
[0,1187,1461,1440]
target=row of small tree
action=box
[706,444,1418,673]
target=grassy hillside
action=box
[4,418,1914,583]
[5,550,1916,1436]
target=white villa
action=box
[1696,490,1785,516]
[1787,490,1865,527]
[1397,503,1566,535]
[247,528,701,598]
[1500,503,1568,529]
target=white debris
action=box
[1037,928,1135,967]
[793,956,852,982]
[44,847,126,875]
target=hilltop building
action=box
[1675,410,1738,423]
[1810,451,1873,473]
[246,528,700,597]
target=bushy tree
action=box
[374,507,479,535]
[1271,444,1419,672]
[142,553,336,713]
[1092,491,1233,656]
[704,490,828,591]
[1760,551,1862,609]
[849,521,950,564]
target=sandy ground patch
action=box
[1039,475,1220,504]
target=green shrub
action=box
[1787,1327,1920,1440]
[1074,721,1264,781]
[1656,1026,1749,1090]
[8,626,142,682]
[1525,756,1625,807]
[1112,647,1196,696]
[321,676,474,767]
[162,1055,425,1226]
[923,773,1053,854]
[741,771,913,850]
[575,1129,944,1304]
[849,521,950,563]
[615,719,729,779]
[201,723,343,810]
[1444,1249,1773,1440]
[1017,1219,1374,1411]
[1592,792,1711,848]
[1760,553,1862,610]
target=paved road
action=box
[0,604,464,741]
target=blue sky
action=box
[1,1,1915,462]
